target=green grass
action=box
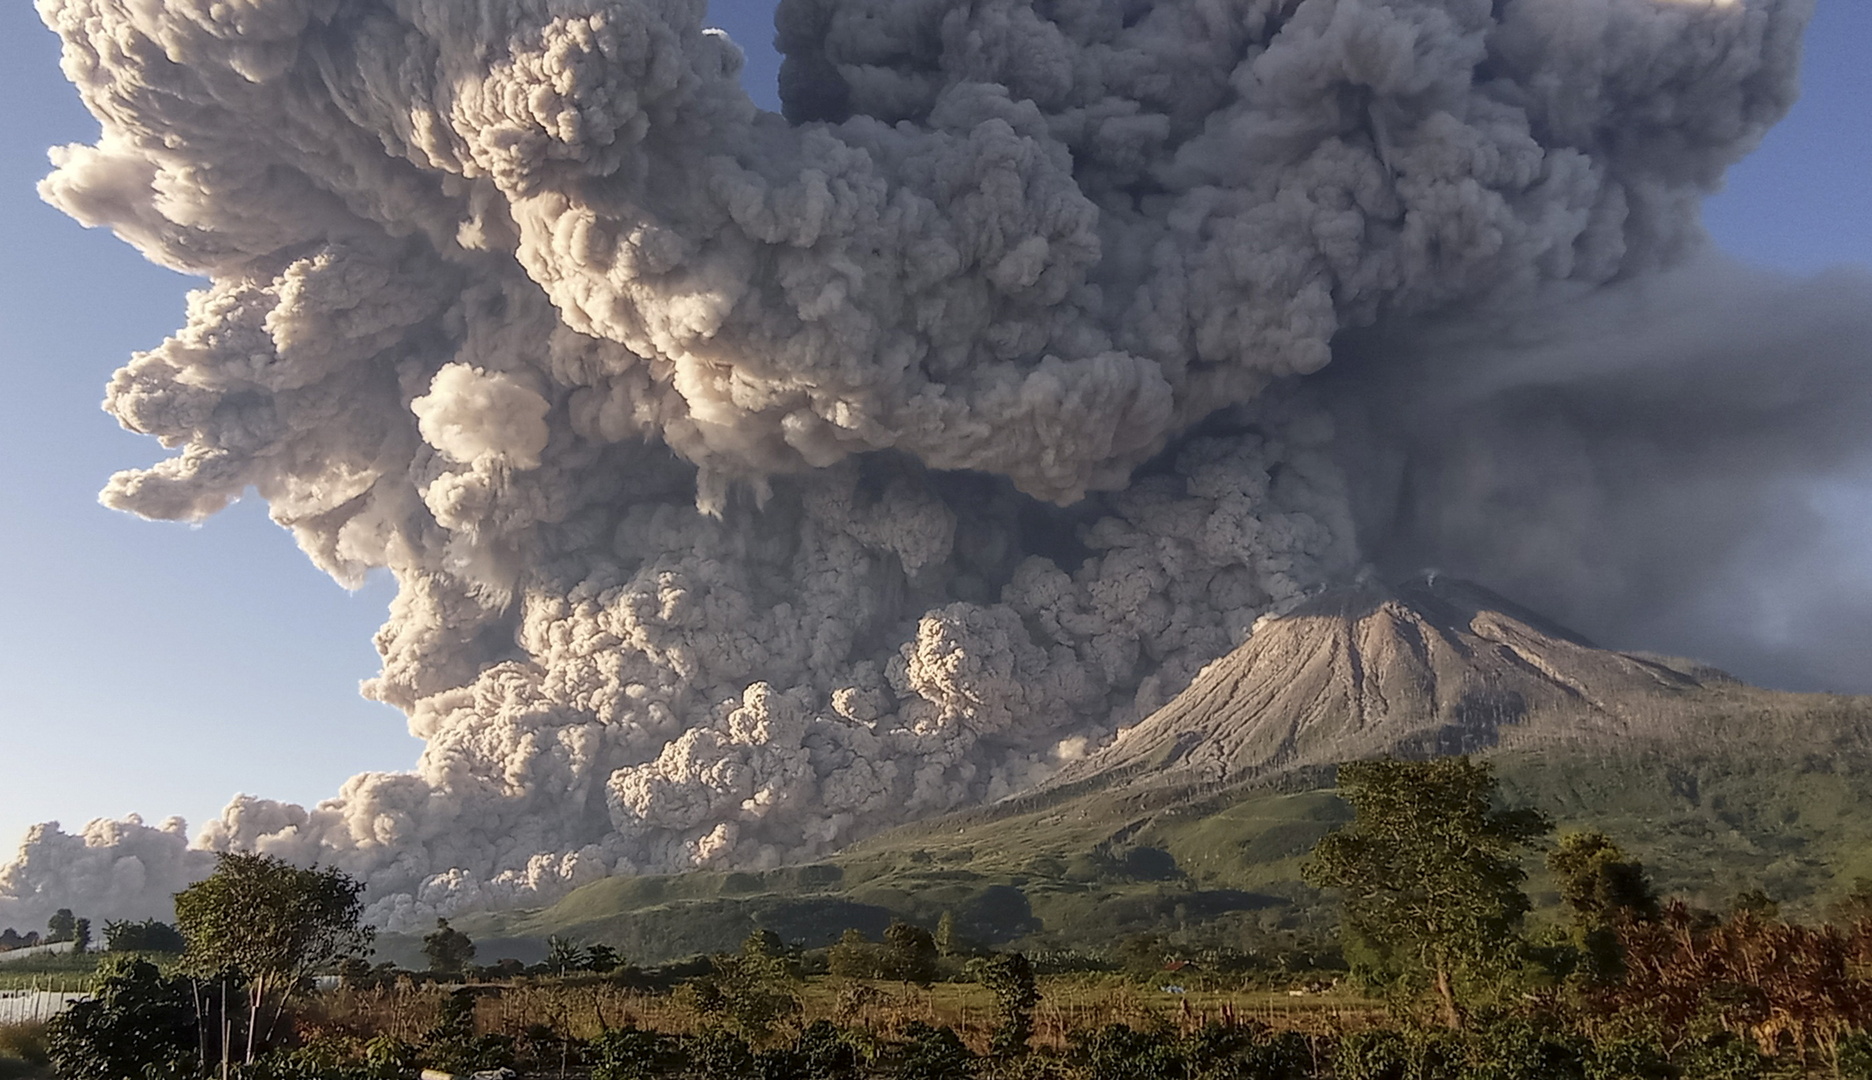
[450,733,1872,966]
[0,952,100,993]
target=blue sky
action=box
[0,0,1867,851]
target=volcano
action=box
[1048,575,1868,795]
[451,576,1872,960]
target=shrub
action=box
[828,930,890,981]
[590,1026,684,1080]
[758,1020,865,1080]
[44,956,202,1080]
[1840,1032,1872,1080]
[890,1023,975,1080]
[1675,1034,1766,1080]
[1584,1033,1672,1080]
[1071,1024,1185,1080]
[973,954,1039,1057]
[1331,1029,1409,1080]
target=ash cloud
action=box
[4,0,1852,929]
[1330,256,1872,695]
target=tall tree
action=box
[422,919,476,977]
[883,921,940,985]
[173,853,374,1065]
[1548,830,1659,985]
[47,908,76,944]
[1303,756,1550,1028]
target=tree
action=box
[422,918,477,977]
[1548,830,1658,985]
[582,943,624,973]
[544,936,583,976]
[1302,756,1551,1028]
[974,952,1040,1056]
[682,930,801,1038]
[46,908,75,944]
[71,918,91,955]
[883,921,940,985]
[104,918,187,954]
[1550,831,1659,927]
[934,910,963,957]
[173,852,374,1065]
[827,928,886,980]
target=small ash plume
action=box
[1,0,1840,929]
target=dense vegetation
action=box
[10,757,1872,1079]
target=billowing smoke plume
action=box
[4,0,1848,929]
[1329,256,1872,695]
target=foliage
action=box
[1587,899,1872,1056]
[1550,832,1661,928]
[0,1021,49,1069]
[972,953,1039,1057]
[935,911,962,958]
[1069,1024,1185,1080]
[421,919,476,976]
[1548,831,1659,986]
[0,929,40,952]
[883,922,941,985]
[544,936,584,976]
[828,929,889,980]
[417,988,514,1074]
[104,918,187,954]
[43,911,74,946]
[590,1026,684,1080]
[1303,756,1551,1027]
[583,943,625,973]
[69,920,90,955]
[680,930,802,1039]
[888,1023,974,1080]
[43,956,202,1080]
[174,852,373,1064]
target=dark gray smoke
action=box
[1330,256,1872,694]
[6,0,1854,930]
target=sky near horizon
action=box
[0,0,1868,861]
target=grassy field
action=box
[0,952,99,994]
[299,973,1381,1056]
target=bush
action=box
[419,989,514,1074]
[1331,1029,1409,1080]
[890,1023,975,1080]
[1071,1024,1185,1080]
[1675,1035,1766,1080]
[590,1026,684,1080]
[44,956,203,1080]
[1463,1018,1586,1080]
[758,1020,865,1080]
[1183,1022,1315,1080]
[828,930,890,981]
[1583,1033,1671,1080]
[1840,1032,1872,1080]
[973,954,1039,1057]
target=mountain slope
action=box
[1050,575,1858,793]
[448,578,1872,963]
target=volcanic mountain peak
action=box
[1053,575,1743,792]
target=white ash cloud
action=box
[0,0,1826,929]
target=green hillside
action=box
[445,733,1872,966]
